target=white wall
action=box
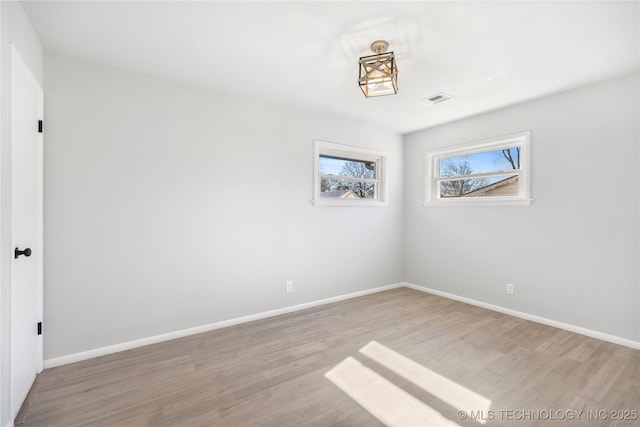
[43,52,404,360]
[1,2,43,426]
[404,73,640,342]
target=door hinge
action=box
[38,120,43,133]
[37,322,42,335]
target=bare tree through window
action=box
[339,160,375,198]
[501,147,520,170]
[440,159,487,197]
[319,156,377,199]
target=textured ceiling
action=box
[23,1,640,134]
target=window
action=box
[424,131,531,206]
[313,140,388,207]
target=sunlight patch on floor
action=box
[360,340,492,423]
[325,356,461,427]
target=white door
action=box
[10,44,44,418]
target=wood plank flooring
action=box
[18,288,639,426]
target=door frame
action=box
[9,42,44,420]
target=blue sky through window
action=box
[319,156,374,178]
[439,147,519,176]
[319,156,344,175]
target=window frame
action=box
[424,131,531,207]
[313,140,388,207]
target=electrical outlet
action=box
[286,281,293,293]
[506,283,514,295]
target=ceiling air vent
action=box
[424,92,454,105]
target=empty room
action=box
[1,1,639,426]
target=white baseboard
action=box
[402,282,640,350]
[44,283,404,368]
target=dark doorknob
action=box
[15,247,32,259]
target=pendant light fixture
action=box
[358,40,398,98]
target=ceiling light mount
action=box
[370,40,389,54]
[358,40,398,98]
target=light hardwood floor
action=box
[18,288,639,426]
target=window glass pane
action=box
[319,155,375,179]
[320,177,377,199]
[438,146,521,177]
[439,174,519,198]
